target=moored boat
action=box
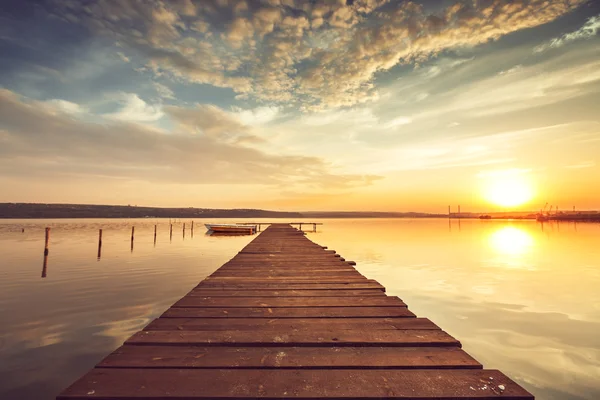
[204,224,257,234]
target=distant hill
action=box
[301,211,446,218]
[0,203,302,219]
[2,203,559,220]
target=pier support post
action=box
[170,224,173,242]
[183,223,186,239]
[154,225,157,245]
[44,227,50,256]
[97,229,102,260]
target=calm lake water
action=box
[0,218,598,400]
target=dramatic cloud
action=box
[49,0,586,110]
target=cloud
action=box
[48,0,586,110]
[152,81,175,99]
[375,42,600,126]
[231,106,280,126]
[534,14,600,53]
[565,161,596,169]
[0,89,379,189]
[105,93,164,122]
[117,52,131,63]
[165,103,262,144]
[42,99,87,115]
[477,168,532,178]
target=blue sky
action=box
[1,0,599,211]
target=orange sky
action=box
[0,1,599,212]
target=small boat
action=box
[205,224,257,234]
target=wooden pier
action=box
[57,224,533,399]
[237,222,323,231]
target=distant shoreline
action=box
[0,203,445,219]
[1,203,598,221]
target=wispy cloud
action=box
[42,99,88,115]
[105,93,164,122]
[534,14,600,53]
[0,88,380,189]
[565,161,596,169]
[152,81,175,99]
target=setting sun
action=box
[482,171,534,208]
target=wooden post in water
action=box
[191,221,194,237]
[131,226,134,252]
[313,223,316,232]
[154,225,157,246]
[183,223,186,239]
[169,224,173,242]
[97,229,102,260]
[448,205,451,218]
[44,227,50,256]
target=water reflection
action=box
[489,226,534,255]
[310,218,600,400]
[1,218,599,400]
[41,254,48,278]
[97,229,102,261]
[0,218,257,400]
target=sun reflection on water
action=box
[489,226,534,256]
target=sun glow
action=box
[481,170,534,208]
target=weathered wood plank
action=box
[161,306,415,318]
[203,277,371,282]
[126,329,459,347]
[188,289,386,297]
[57,369,532,399]
[98,346,482,369]
[196,282,385,291]
[143,317,438,331]
[173,296,406,308]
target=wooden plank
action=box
[98,346,482,369]
[173,296,406,308]
[57,369,532,399]
[126,329,459,347]
[209,272,365,278]
[196,282,386,291]
[203,277,370,282]
[161,306,415,318]
[217,266,357,271]
[211,268,360,274]
[188,289,386,297]
[143,317,438,331]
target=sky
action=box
[0,0,599,212]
